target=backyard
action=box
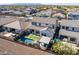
[26,34,41,41]
[18,34,41,45]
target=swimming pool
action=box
[19,36,33,44]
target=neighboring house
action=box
[59,20,79,44]
[0,16,17,32]
[66,8,76,12]
[28,17,57,38]
[0,16,17,26]
[52,13,65,19]
[67,12,79,20]
[1,10,13,14]
[23,10,30,15]
[3,20,31,34]
[0,16,31,35]
[1,10,23,15]
[35,9,52,17]
[30,9,38,15]
[0,8,8,11]
[12,11,22,15]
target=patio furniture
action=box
[40,43,48,50]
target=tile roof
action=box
[0,16,18,26]
[0,16,32,30]
[31,17,57,24]
[29,25,47,31]
[4,20,31,30]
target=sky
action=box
[0,0,79,5]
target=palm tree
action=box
[64,11,68,19]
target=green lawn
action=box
[26,34,41,41]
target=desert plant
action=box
[51,41,77,55]
[76,49,79,55]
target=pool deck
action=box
[0,38,52,55]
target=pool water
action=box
[19,36,33,43]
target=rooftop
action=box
[0,16,18,26]
[4,20,31,30]
[29,25,47,31]
[60,19,79,27]
[0,16,31,30]
[31,17,57,24]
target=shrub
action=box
[76,49,79,55]
[51,41,77,55]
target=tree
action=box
[22,12,26,16]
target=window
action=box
[5,27,8,30]
[68,14,73,17]
[11,28,15,32]
[66,26,69,30]
[39,23,41,26]
[72,28,74,31]
[41,33,46,36]
[62,26,65,29]
[36,31,40,34]
[32,22,37,25]
[60,35,68,40]
[30,29,34,33]
[68,27,73,31]
[37,23,39,26]
[52,25,54,29]
[0,26,4,31]
[41,23,46,26]
[45,23,48,25]
[74,27,79,32]
[48,24,52,28]
[67,27,79,32]
[70,38,76,43]
[68,14,79,20]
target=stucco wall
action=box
[41,30,54,37]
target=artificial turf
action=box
[26,34,41,41]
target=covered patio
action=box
[28,25,48,36]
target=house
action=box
[0,16,18,37]
[67,12,79,20]
[0,8,8,11]
[0,16,17,27]
[4,20,31,34]
[1,9,14,14]
[12,11,22,15]
[59,19,79,44]
[0,16,31,35]
[30,8,38,15]
[52,13,65,19]
[35,9,52,17]
[23,10,30,15]
[28,17,57,38]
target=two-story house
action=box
[28,17,57,38]
[0,16,31,35]
[34,9,52,17]
[67,12,79,20]
[59,20,79,44]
